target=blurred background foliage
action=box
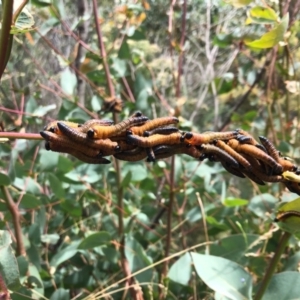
[1,0,300,299]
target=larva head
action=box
[40,130,50,141]
[87,129,96,138]
[131,111,143,117]
[44,121,81,135]
[43,121,58,134]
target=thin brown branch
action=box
[120,237,144,300]
[1,186,25,256]
[12,0,29,24]
[0,132,42,140]
[75,0,90,105]
[176,0,187,97]
[0,0,13,78]
[218,60,269,131]
[91,0,115,98]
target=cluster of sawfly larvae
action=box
[40,111,300,195]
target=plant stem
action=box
[254,231,291,300]
[1,186,25,256]
[0,0,13,78]
[0,132,42,140]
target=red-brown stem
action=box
[0,132,42,140]
[176,0,187,97]
[1,186,25,256]
[91,0,115,97]
[0,0,13,78]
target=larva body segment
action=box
[51,123,120,154]
[129,117,179,136]
[144,126,179,137]
[79,119,114,133]
[40,131,101,157]
[277,157,298,172]
[214,140,251,170]
[152,144,203,160]
[126,132,183,148]
[199,144,239,168]
[228,139,283,174]
[183,130,238,146]
[241,170,266,185]
[44,120,81,135]
[44,141,110,164]
[146,148,156,162]
[87,116,149,139]
[240,152,263,172]
[113,147,147,161]
[251,168,283,183]
[220,161,246,178]
[236,129,259,145]
[259,136,280,161]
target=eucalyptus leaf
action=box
[191,252,253,300]
[246,14,289,48]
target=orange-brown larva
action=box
[214,140,251,170]
[128,117,179,136]
[40,131,101,157]
[126,132,184,148]
[44,120,81,135]
[113,147,148,162]
[87,115,149,139]
[183,130,238,146]
[56,122,120,154]
[227,139,283,174]
[199,144,239,168]
[274,210,300,222]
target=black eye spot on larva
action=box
[87,129,95,138]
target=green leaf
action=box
[78,232,111,249]
[60,68,77,95]
[168,253,192,285]
[11,7,35,34]
[39,149,60,171]
[262,271,300,300]
[118,40,131,60]
[122,164,147,182]
[125,234,153,283]
[50,288,70,300]
[274,197,300,233]
[28,264,44,295]
[206,216,229,230]
[20,193,41,209]
[112,57,127,78]
[91,95,102,112]
[246,14,289,48]
[0,172,10,186]
[121,170,132,188]
[0,230,21,290]
[223,197,248,207]
[41,234,60,245]
[48,173,65,198]
[191,252,253,300]
[50,241,81,268]
[224,0,253,8]
[210,234,261,265]
[17,256,28,277]
[248,193,277,219]
[247,6,278,24]
[32,104,56,117]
